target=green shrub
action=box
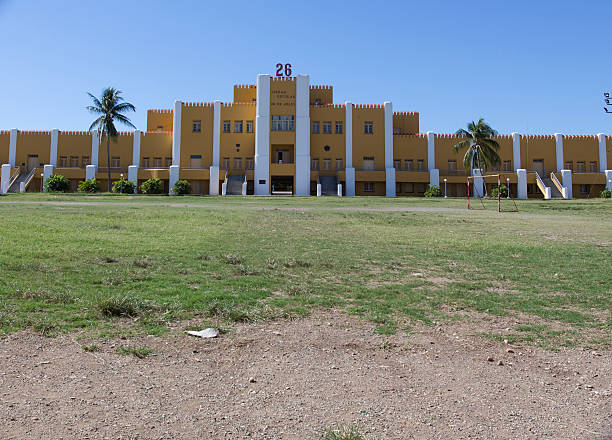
[44,174,69,192]
[112,179,136,194]
[490,184,508,198]
[77,178,100,193]
[601,188,611,198]
[140,178,164,194]
[172,179,191,195]
[424,185,442,197]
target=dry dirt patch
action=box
[0,313,611,440]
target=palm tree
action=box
[87,88,136,192]
[452,119,501,174]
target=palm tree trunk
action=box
[106,134,111,192]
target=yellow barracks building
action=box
[1,73,611,198]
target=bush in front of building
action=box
[424,185,442,197]
[44,174,70,192]
[140,178,163,195]
[172,180,191,196]
[78,178,100,193]
[601,188,611,198]
[490,184,508,198]
[112,179,136,194]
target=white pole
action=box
[506,178,510,199]
[444,178,447,198]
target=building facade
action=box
[1,73,611,198]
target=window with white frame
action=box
[336,158,343,170]
[111,157,121,168]
[59,156,67,167]
[362,157,375,170]
[234,158,242,169]
[70,156,79,167]
[503,160,511,171]
[335,121,343,134]
[590,161,597,172]
[580,184,590,193]
[322,158,331,170]
[394,159,401,170]
[165,157,172,168]
[271,115,294,131]
[142,157,150,168]
[246,121,254,133]
[312,121,320,134]
[234,120,243,133]
[364,121,373,134]
[364,182,375,192]
[82,156,89,167]
[417,160,425,171]
[153,157,161,168]
[192,120,201,132]
[311,158,319,170]
[246,157,254,169]
[564,161,573,171]
[323,121,332,134]
[223,120,231,133]
[405,160,414,171]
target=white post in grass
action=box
[241,181,247,196]
[517,169,527,199]
[561,169,572,199]
[337,183,342,197]
[169,165,179,195]
[221,181,227,196]
[128,165,138,193]
[0,163,10,193]
[316,183,322,197]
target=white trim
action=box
[172,100,182,166]
[91,130,99,168]
[50,129,59,167]
[427,131,435,171]
[385,167,396,197]
[8,129,17,168]
[295,74,310,196]
[254,74,270,195]
[42,164,53,191]
[597,134,607,172]
[85,164,96,181]
[517,169,527,199]
[345,102,353,168]
[605,170,612,190]
[561,169,572,199]
[554,133,563,172]
[212,100,221,167]
[128,165,138,193]
[209,165,219,195]
[345,167,355,197]
[511,132,521,171]
[169,165,179,194]
[0,164,10,193]
[384,102,393,169]
[132,130,141,167]
[429,168,439,188]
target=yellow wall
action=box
[15,131,51,168]
[146,109,173,132]
[180,103,214,168]
[96,132,133,168]
[393,112,419,134]
[0,131,9,164]
[309,86,333,105]
[352,105,385,170]
[491,135,514,171]
[521,135,556,174]
[435,135,466,173]
[310,105,345,171]
[607,136,612,169]
[219,103,256,171]
[140,131,172,166]
[393,134,428,170]
[57,132,91,165]
[233,85,256,103]
[563,135,599,170]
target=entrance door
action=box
[533,160,545,176]
[27,155,39,172]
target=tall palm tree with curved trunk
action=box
[87,88,136,192]
[452,119,501,174]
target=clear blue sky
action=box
[1,0,610,135]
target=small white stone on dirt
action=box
[185,328,219,338]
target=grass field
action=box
[0,193,610,349]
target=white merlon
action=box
[209,166,219,195]
[472,169,484,198]
[517,169,527,199]
[597,134,607,172]
[561,169,572,199]
[295,74,311,196]
[85,165,96,181]
[172,100,182,166]
[385,167,396,197]
[42,164,53,191]
[429,168,439,189]
[212,100,221,167]
[605,170,612,190]
[345,167,355,197]
[345,102,353,168]
[132,130,141,167]
[554,133,563,173]
[337,183,342,197]
[128,165,138,193]
[427,131,435,171]
[168,165,179,194]
[91,130,99,168]
[254,74,271,195]
[50,129,59,167]
[512,132,521,171]
[9,129,17,168]
[0,164,10,193]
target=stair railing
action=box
[550,172,567,199]
[534,171,551,200]
[8,168,20,188]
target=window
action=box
[234,120,243,133]
[564,161,573,171]
[336,158,343,170]
[576,161,585,172]
[153,157,162,168]
[142,157,150,168]
[314,99,321,106]
[246,157,254,169]
[335,121,343,134]
[222,157,230,170]
[59,156,67,167]
[322,158,331,171]
[156,125,163,132]
[503,160,512,171]
[223,120,231,133]
[417,160,425,171]
[323,121,332,134]
[580,184,590,194]
[404,182,414,193]
[396,182,401,193]
[82,156,90,167]
[417,183,426,193]
[590,161,597,172]
[233,158,242,169]
[69,156,79,167]
[364,121,373,134]
[271,115,294,131]
[246,121,254,133]
[394,159,401,170]
[312,121,320,134]
[364,182,375,193]
[405,160,414,171]
[311,159,319,170]
[165,157,172,168]
[362,157,375,170]
[448,160,457,171]
[111,157,121,168]
[192,120,201,132]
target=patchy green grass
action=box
[116,346,154,358]
[321,426,370,440]
[0,194,610,348]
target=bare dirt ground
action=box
[1,313,610,440]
